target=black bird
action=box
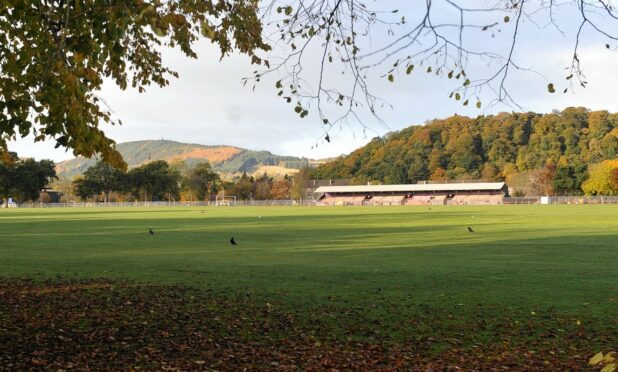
[325,134,330,143]
[467,227,474,233]
[230,237,238,245]
[149,228,154,235]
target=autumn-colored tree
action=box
[430,168,448,182]
[252,173,272,200]
[291,168,311,201]
[611,168,618,190]
[0,1,268,167]
[481,163,501,181]
[530,162,556,196]
[313,109,618,192]
[581,160,618,195]
[270,180,291,200]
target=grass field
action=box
[1,205,617,369]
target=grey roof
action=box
[315,182,506,194]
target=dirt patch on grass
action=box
[0,278,611,370]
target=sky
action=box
[8,1,618,163]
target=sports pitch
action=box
[0,205,616,368]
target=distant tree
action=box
[72,161,125,202]
[511,189,526,197]
[73,177,99,201]
[0,153,57,206]
[599,129,618,159]
[127,161,180,201]
[530,162,556,196]
[612,168,618,191]
[313,109,618,191]
[581,160,618,195]
[253,173,272,200]
[430,168,448,182]
[184,162,221,201]
[384,163,408,184]
[228,172,254,200]
[481,163,501,181]
[270,180,291,199]
[553,164,587,195]
[291,168,311,201]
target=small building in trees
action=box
[315,182,508,206]
[40,190,63,203]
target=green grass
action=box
[1,205,617,350]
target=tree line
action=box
[1,152,310,205]
[67,161,310,203]
[311,107,618,196]
[0,153,57,206]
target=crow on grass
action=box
[467,227,474,233]
[149,228,154,235]
[230,237,238,245]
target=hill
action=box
[312,107,618,195]
[56,140,309,178]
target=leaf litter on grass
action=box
[0,277,614,370]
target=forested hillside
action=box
[56,140,309,179]
[312,108,618,195]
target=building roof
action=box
[315,182,506,194]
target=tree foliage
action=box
[0,152,57,205]
[126,160,181,201]
[581,159,618,195]
[0,0,268,167]
[252,173,272,200]
[183,162,221,201]
[227,172,254,200]
[270,179,291,199]
[291,168,311,201]
[553,164,587,195]
[73,161,124,202]
[312,108,618,194]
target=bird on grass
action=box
[230,237,238,246]
[149,228,154,235]
[467,227,474,233]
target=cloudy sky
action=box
[9,1,618,162]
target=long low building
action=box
[315,182,509,206]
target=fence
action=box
[547,195,618,204]
[502,197,540,205]
[4,196,618,208]
[504,196,618,205]
[4,199,317,208]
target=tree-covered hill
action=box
[312,108,618,195]
[56,140,309,179]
